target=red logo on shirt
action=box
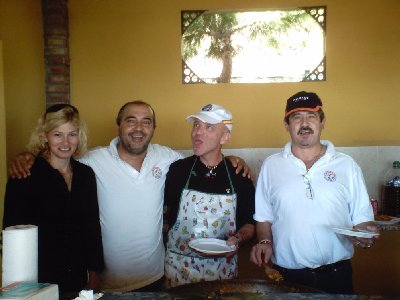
[324,170,336,182]
[152,166,162,179]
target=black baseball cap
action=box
[285,91,323,117]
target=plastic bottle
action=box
[381,161,400,216]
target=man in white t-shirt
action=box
[9,101,248,292]
[250,91,379,294]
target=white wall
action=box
[179,145,400,209]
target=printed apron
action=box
[165,159,238,288]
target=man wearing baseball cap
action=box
[164,103,255,287]
[186,103,233,131]
[250,91,379,294]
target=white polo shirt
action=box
[80,137,183,291]
[254,140,373,269]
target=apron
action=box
[165,158,238,288]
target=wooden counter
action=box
[237,228,400,297]
[352,230,400,296]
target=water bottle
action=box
[381,161,400,216]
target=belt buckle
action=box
[310,263,331,273]
[311,260,346,273]
[311,265,325,272]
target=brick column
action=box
[41,0,70,108]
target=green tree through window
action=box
[181,7,326,84]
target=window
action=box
[181,7,326,84]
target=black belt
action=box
[306,259,350,272]
[276,259,351,273]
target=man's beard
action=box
[120,130,152,155]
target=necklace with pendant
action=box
[205,164,218,177]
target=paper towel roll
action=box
[2,224,38,286]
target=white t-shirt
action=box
[79,137,183,291]
[254,140,373,269]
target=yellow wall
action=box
[0,41,6,220]
[0,0,45,163]
[1,0,400,159]
[68,0,400,150]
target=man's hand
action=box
[251,222,273,267]
[250,242,273,267]
[226,224,255,258]
[350,221,380,249]
[8,152,36,179]
[225,236,240,258]
[226,155,252,179]
[226,235,241,249]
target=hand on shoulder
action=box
[8,152,36,179]
[226,155,252,180]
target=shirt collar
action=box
[283,140,335,160]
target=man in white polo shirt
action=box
[250,91,379,294]
[79,101,182,291]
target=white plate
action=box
[188,238,236,255]
[332,227,380,238]
[374,217,400,225]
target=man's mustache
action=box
[297,126,314,135]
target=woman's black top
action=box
[3,156,104,292]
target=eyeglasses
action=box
[302,173,314,200]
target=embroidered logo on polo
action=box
[324,170,336,182]
[152,166,162,179]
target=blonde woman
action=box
[3,104,104,293]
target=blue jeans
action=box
[274,259,353,294]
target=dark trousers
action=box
[132,277,164,292]
[274,259,353,294]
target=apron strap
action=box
[223,158,236,195]
[184,157,198,189]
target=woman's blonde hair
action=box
[28,104,88,158]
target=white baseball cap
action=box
[186,104,233,131]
